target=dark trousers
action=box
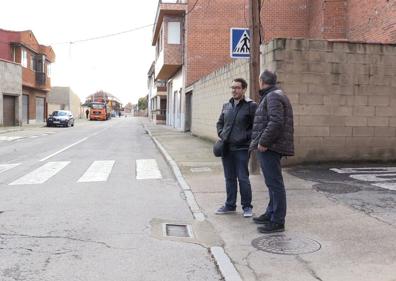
[222,149,252,209]
[258,150,286,224]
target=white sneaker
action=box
[243,207,253,217]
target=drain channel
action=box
[163,224,193,238]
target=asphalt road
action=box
[0,118,221,281]
[288,163,396,226]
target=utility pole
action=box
[249,0,261,173]
[249,0,261,102]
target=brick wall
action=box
[347,0,396,43]
[191,60,250,140]
[268,38,396,164]
[261,0,309,42]
[163,16,183,66]
[322,0,347,39]
[308,0,323,38]
[185,0,248,86]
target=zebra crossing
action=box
[0,132,56,142]
[0,159,162,185]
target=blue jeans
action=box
[222,150,252,209]
[258,150,286,224]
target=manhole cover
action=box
[315,183,361,194]
[252,234,321,255]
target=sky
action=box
[0,0,159,105]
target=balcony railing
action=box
[36,72,46,85]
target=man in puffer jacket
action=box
[216,78,257,217]
[249,70,294,233]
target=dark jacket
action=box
[249,86,294,156]
[216,97,257,150]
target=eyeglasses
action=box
[230,86,242,90]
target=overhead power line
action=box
[186,0,200,15]
[54,24,154,45]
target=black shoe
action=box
[252,214,271,224]
[257,222,285,233]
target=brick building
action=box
[149,0,396,131]
[0,29,55,124]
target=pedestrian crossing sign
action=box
[230,28,250,59]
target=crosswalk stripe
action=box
[78,161,115,182]
[9,161,70,185]
[0,136,23,141]
[136,159,162,179]
[0,163,21,174]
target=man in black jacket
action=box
[249,70,294,233]
[216,78,257,217]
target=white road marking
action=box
[9,161,70,185]
[39,127,110,162]
[350,173,396,182]
[39,137,88,162]
[0,136,23,141]
[372,182,396,191]
[0,163,21,174]
[78,161,115,182]
[330,167,396,174]
[136,159,162,179]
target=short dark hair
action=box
[233,78,248,89]
[260,70,277,85]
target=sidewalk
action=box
[144,120,396,281]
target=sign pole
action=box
[249,0,261,174]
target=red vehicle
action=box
[89,102,110,121]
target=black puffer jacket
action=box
[249,86,294,156]
[216,97,257,150]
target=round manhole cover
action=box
[251,234,321,255]
[315,183,361,194]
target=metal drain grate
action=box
[252,234,321,255]
[164,224,193,238]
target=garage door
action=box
[36,97,45,123]
[3,95,16,126]
[22,95,29,124]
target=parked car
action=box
[47,110,74,127]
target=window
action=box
[30,55,35,71]
[168,22,181,44]
[21,49,28,67]
[47,64,51,78]
[159,28,163,51]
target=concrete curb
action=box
[211,247,243,281]
[144,125,205,221]
[144,124,243,281]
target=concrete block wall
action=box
[191,38,396,164]
[191,60,250,140]
[267,38,396,164]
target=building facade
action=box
[0,59,22,126]
[0,29,55,124]
[149,0,396,131]
[48,87,81,119]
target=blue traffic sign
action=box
[230,28,250,59]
